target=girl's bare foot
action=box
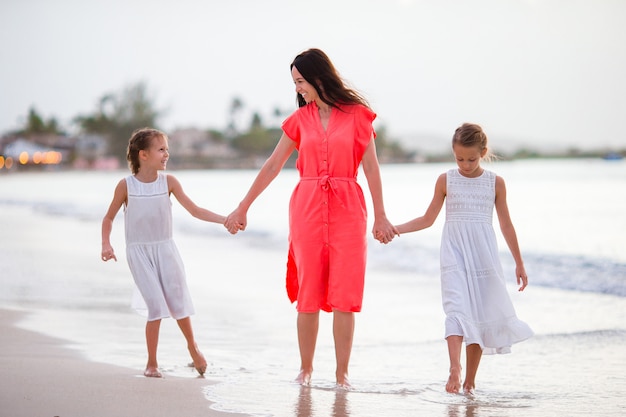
[446,367,462,393]
[144,367,162,378]
[188,345,207,375]
[295,370,312,386]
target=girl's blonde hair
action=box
[126,127,167,174]
[452,123,494,161]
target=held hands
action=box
[372,217,400,245]
[224,207,247,235]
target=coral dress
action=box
[125,173,194,321]
[282,102,376,313]
[441,169,533,354]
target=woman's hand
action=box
[224,207,247,235]
[372,216,399,244]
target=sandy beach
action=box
[0,308,244,417]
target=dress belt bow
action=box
[301,175,356,207]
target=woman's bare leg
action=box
[296,312,319,385]
[333,310,354,388]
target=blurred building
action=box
[0,135,72,171]
[168,128,238,168]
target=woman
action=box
[225,48,398,388]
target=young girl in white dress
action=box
[101,127,226,378]
[394,123,533,395]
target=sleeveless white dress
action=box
[124,173,194,321]
[441,169,533,354]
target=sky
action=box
[1,0,625,153]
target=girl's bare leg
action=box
[463,343,482,394]
[144,319,162,377]
[177,316,207,375]
[333,310,354,388]
[296,312,319,385]
[445,335,463,393]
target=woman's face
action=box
[291,66,319,104]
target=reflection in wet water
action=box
[294,386,351,417]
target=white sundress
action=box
[441,169,533,354]
[124,173,194,321]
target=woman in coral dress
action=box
[225,48,398,388]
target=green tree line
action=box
[11,81,414,166]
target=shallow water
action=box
[1,159,625,416]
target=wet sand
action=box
[0,308,246,417]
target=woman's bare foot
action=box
[144,366,162,378]
[463,383,476,397]
[336,378,352,390]
[295,370,312,386]
[188,345,207,376]
[335,372,352,390]
[446,367,462,393]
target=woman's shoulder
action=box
[294,102,316,114]
[337,102,372,112]
[337,103,376,121]
[284,103,316,123]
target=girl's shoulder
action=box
[444,168,458,180]
[494,173,507,189]
[122,175,135,188]
[116,176,129,190]
[163,173,183,193]
[483,169,497,177]
[483,169,500,186]
[109,177,128,200]
[435,172,448,193]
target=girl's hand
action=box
[101,245,117,262]
[516,265,528,291]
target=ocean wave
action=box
[535,328,626,340]
[180,218,626,298]
[515,253,626,297]
[3,194,624,298]
[368,238,626,298]
[0,198,103,222]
